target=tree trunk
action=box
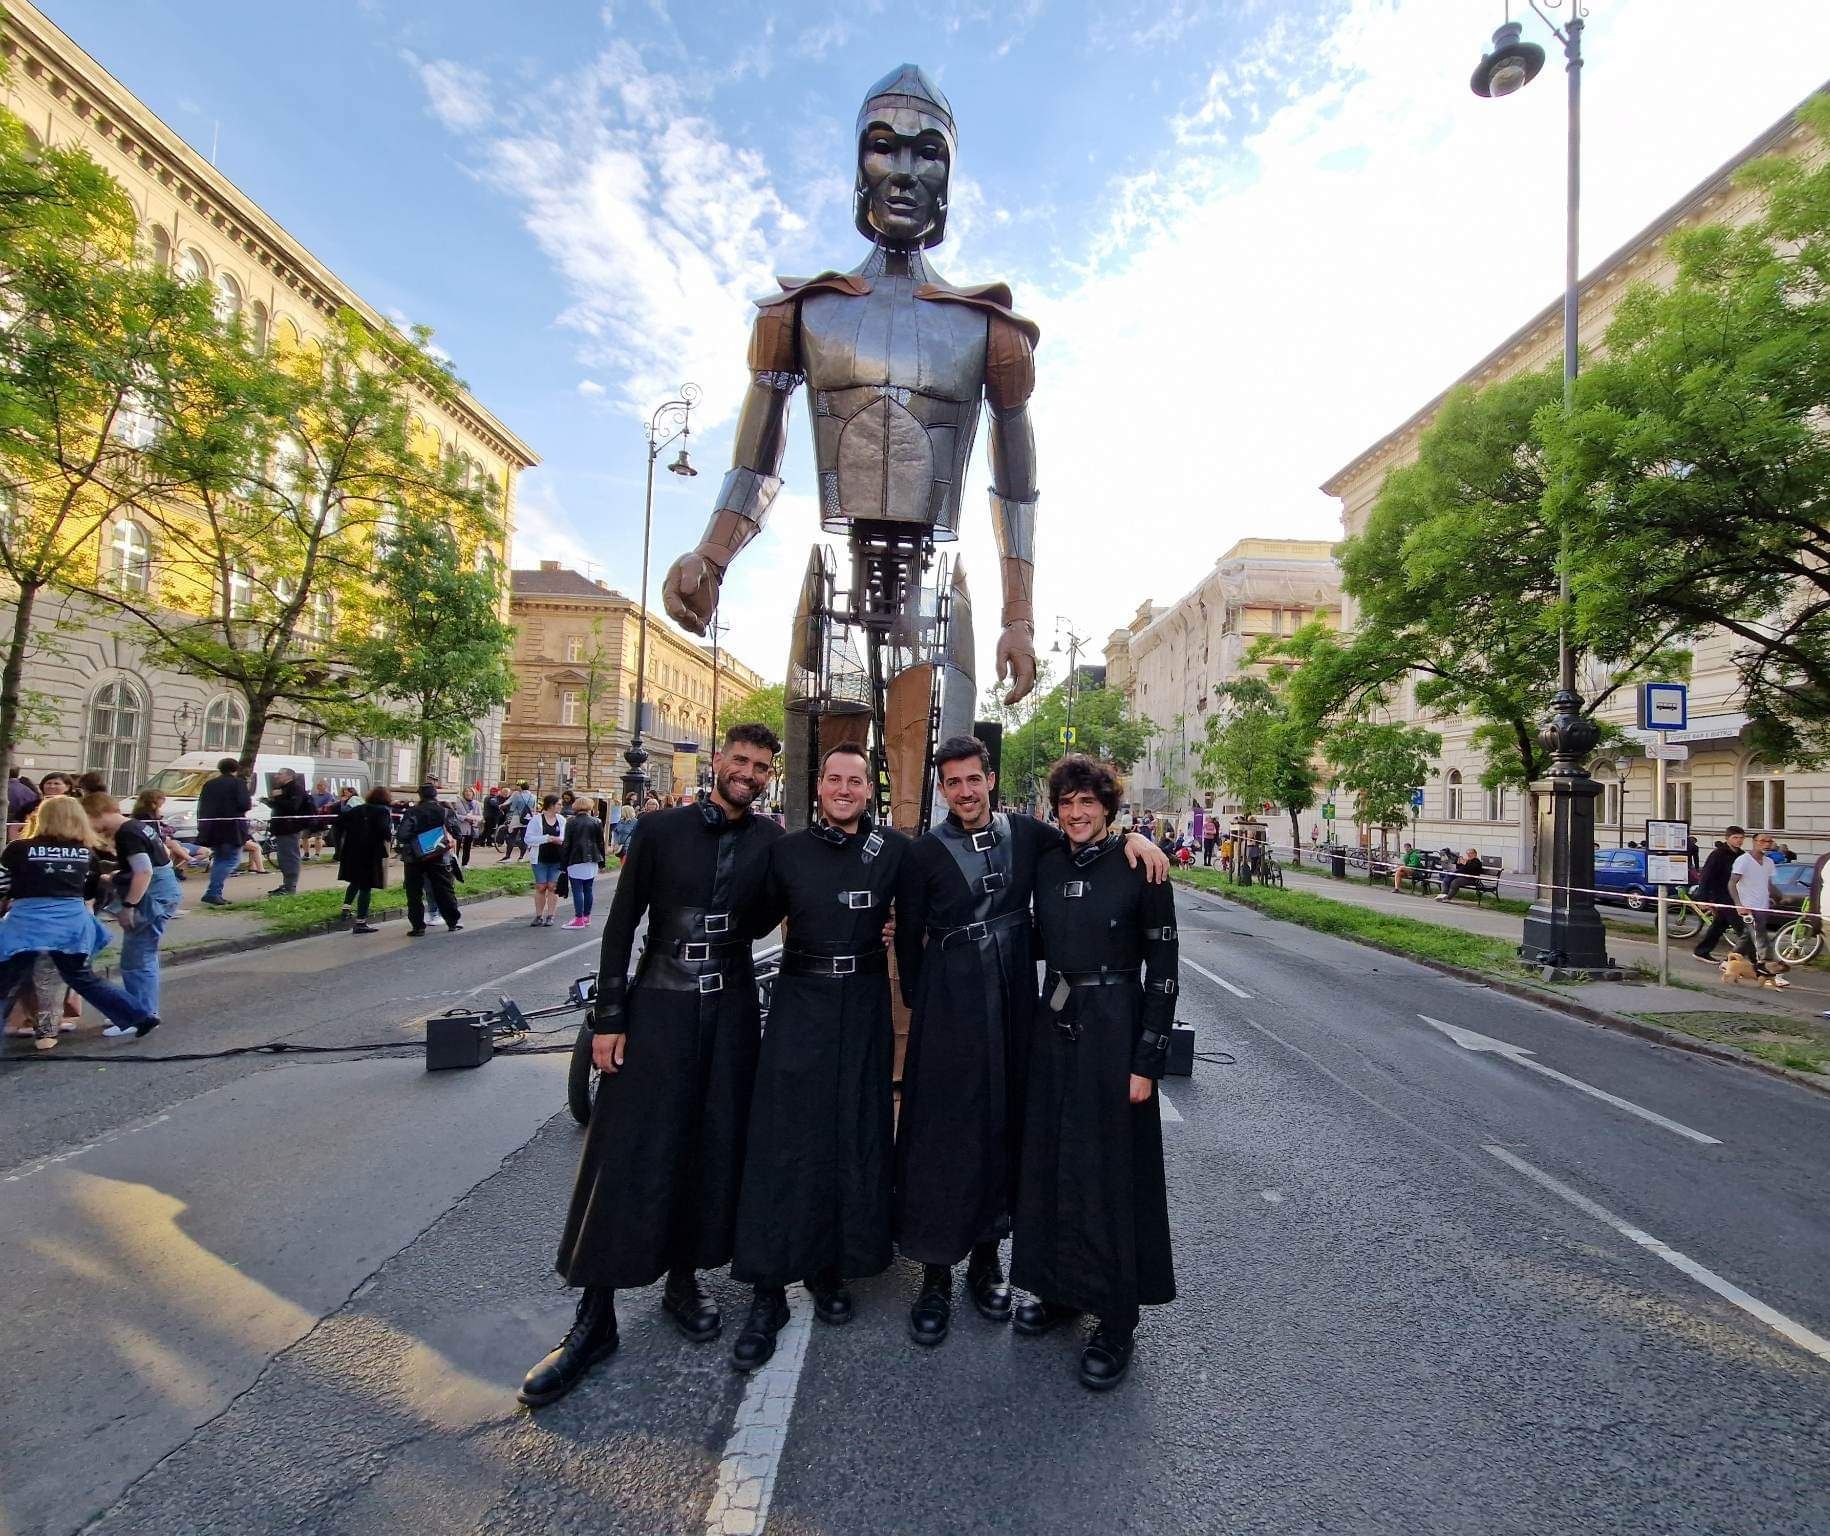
[237,693,271,778]
[416,731,432,786]
[0,580,41,773]
[1288,806,1302,866]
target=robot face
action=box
[857,112,951,247]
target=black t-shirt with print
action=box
[1,837,98,900]
[116,817,172,870]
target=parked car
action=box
[1770,860,1815,913]
[1593,846,1658,910]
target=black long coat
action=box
[334,802,392,889]
[557,803,781,1289]
[1013,836,1177,1320]
[733,822,910,1288]
[892,811,1062,1266]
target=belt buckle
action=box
[1062,879,1087,898]
[681,941,711,961]
[980,871,1007,894]
[964,920,989,942]
[970,829,998,853]
[698,972,724,994]
[832,954,857,976]
[703,913,730,934]
[1053,1016,1082,1041]
[844,890,874,909]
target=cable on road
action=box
[4,1021,584,1065]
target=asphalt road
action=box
[3,879,1827,1535]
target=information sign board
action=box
[1645,819,1689,854]
[1647,854,1689,886]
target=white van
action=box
[136,753,371,843]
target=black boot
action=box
[731,1286,790,1373]
[518,1287,618,1407]
[661,1268,722,1343]
[966,1241,1012,1323]
[1078,1323,1134,1392]
[908,1263,952,1347]
[805,1265,854,1325]
[1012,1298,1080,1337]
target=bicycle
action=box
[1664,885,1823,965]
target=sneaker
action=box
[542,915,556,927]
[199,894,229,907]
[529,916,546,927]
[446,923,463,933]
[565,916,590,929]
[33,1035,56,1052]
[352,922,379,934]
[1693,951,1718,964]
[406,927,428,938]
[103,1016,159,1040]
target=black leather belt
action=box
[930,909,1028,950]
[1048,968,1139,988]
[654,936,748,962]
[781,946,889,978]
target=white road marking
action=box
[1485,1145,1830,1364]
[464,938,600,997]
[703,1282,814,1535]
[3,1114,172,1184]
[1419,1016,1721,1146]
[1157,1091,1184,1123]
[1184,958,1250,999]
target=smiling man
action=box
[892,735,1170,1348]
[520,722,783,1408]
[725,741,911,1371]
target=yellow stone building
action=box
[0,0,538,791]
[1322,93,1826,870]
[503,563,768,799]
[1105,537,1341,816]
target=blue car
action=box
[1593,846,1660,909]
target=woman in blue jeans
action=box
[0,796,157,1048]
[84,791,184,1021]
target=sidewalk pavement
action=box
[1270,863,1826,1025]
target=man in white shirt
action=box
[1729,831,1783,974]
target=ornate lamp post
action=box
[1472,1,1615,975]
[172,700,198,755]
[1611,753,1634,848]
[623,384,701,802]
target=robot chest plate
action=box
[800,284,987,530]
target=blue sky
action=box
[42,0,1830,687]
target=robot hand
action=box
[996,620,1038,707]
[661,550,722,635]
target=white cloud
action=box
[508,477,602,577]
[410,55,493,133]
[576,378,607,398]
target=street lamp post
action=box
[707,607,728,747]
[1472,1,1615,975]
[1612,754,1634,848]
[172,701,198,756]
[1051,617,1088,749]
[622,384,701,803]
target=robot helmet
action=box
[853,64,955,249]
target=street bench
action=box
[1420,856,1504,904]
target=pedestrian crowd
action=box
[522,724,1181,1407]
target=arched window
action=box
[202,694,246,753]
[290,722,319,755]
[1446,769,1464,821]
[84,679,146,794]
[107,517,151,592]
[148,223,172,269]
[249,300,270,353]
[177,246,208,284]
[1744,762,1785,831]
[214,271,243,323]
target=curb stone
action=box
[1181,886,1830,1102]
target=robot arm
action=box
[985,314,1038,705]
[662,305,800,634]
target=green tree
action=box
[0,106,217,766]
[1339,365,1687,794]
[102,309,497,771]
[1554,91,1830,765]
[569,618,624,790]
[998,681,1152,808]
[717,681,787,744]
[1325,717,1442,847]
[347,512,513,782]
[1198,673,1322,862]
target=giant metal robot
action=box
[662,64,1039,832]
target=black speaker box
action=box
[1164,1023,1196,1078]
[426,1009,494,1071]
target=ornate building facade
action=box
[502,564,768,799]
[1322,93,1828,870]
[1105,538,1341,816]
[0,1,537,793]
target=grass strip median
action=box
[1175,866,1533,979]
[1623,1010,1830,1076]
[195,862,539,936]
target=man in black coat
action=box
[197,758,252,907]
[263,767,315,896]
[1691,825,1747,962]
[727,741,909,1371]
[394,784,462,935]
[892,736,1169,1349]
[520,722,783,1408]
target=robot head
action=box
[853,64,955,250]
